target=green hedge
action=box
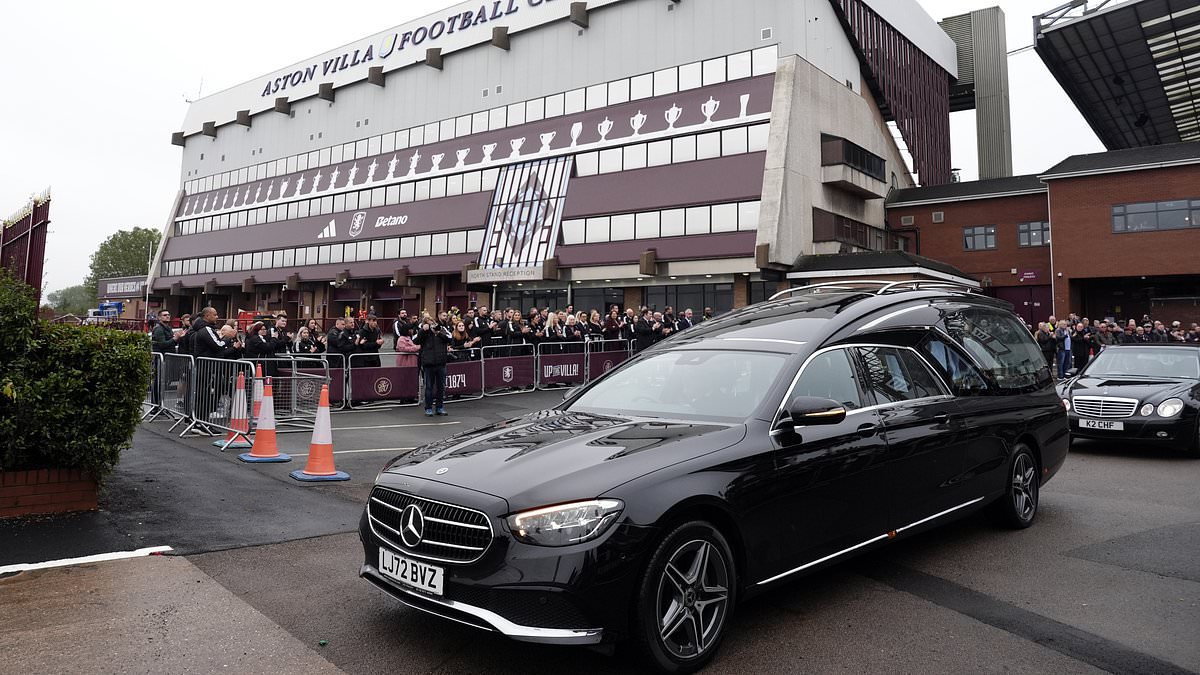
[0,270,149,478]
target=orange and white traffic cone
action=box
[250,364,264,428]
[213,371,252,449]
[290,384,348,482]
[238,377,291,463]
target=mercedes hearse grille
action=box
[1071,396,1138,419]
[368,487,494,563]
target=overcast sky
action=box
[0,0,1102,296]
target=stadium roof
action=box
[886,174,1046,206]
[1041,139,1200,177]
[1034,0,1200,149]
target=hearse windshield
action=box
[568,350,787,422]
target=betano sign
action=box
[182,0,624,136]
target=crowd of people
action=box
[149,304,714,363]
[1033,313,1200,378]
[147,304,714,418]
[391,304,712,356]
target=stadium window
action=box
[1018,221,1049,247]
[963,225,996,251]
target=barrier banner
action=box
[349,366,420,402]
[295,356,344,404]
[445,360,484,398]
[538,352,587,386]
[587,347,628,382]
[483,355,536,391]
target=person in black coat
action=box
[332,318,358,368]
[1071,322,1092,371]
[634,309,657,353]
[414,315,452,416]
[1035,322,1057,368]
[242,322,277,376]
[356,315,385,368]
[150,310,177,354]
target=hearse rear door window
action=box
[941,306,1050,391]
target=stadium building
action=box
[150,0,1004,319]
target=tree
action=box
[47,284,95,316]
[84,227,161,294]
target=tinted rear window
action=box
[942,306,1051,391]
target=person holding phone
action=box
[413,314,452,416]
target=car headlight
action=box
[1157,398,1184,418]
[1140,403,1155,417]
[506,499,624,547]
[1061,398,1071,412]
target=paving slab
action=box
[0,555,344,675]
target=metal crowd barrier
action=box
[182,357,255,441]
[482,344,536,396]
[163,354,196,432]
[141,352,164,421]
[347,352,421,410]
[536,341,588,390]
[295,353,348,409]
[586,339,632,383]
[141,341,639,428]
[255,357,328,430]
[441,353,485,404]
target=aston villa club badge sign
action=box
[470,156,573,283]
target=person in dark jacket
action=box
[634,309,657,353]
[243,322,275,374]
[602,306,624,341]
[1035,322,1057,367]
[269,315,292,356]
[356,315,385,368]
[151,310,177,354]
[414,314,452,416]
[1071,322,1092,371]
[190,308,227,359]
[332,318,358,367]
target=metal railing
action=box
[142,353,164,421]
[138,339,639,425]
[482,344,536,396]
[181,357,255,442]
[535,341,588,390]
[265,357,330,429]
[346,352,421,410]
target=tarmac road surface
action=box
[2,390,1198,674]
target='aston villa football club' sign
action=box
[468,156,573,284]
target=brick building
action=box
[886,142,1200,326]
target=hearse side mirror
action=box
[788,396,848,426]
[772,396,848,440]
[1065,367,1079,378]
[562,386,579,402]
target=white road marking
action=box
[291,447,417,457]
[331,422,460,431]
[0,545,173,575]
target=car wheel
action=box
[987,444,1040,529]
[632,521,736,674]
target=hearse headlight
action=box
[1061,398,1071,412]
[507,499,624,547]
[1157,398,1184,418]
[1140,403,1155,417]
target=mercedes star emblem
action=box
[399,504,425,548]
